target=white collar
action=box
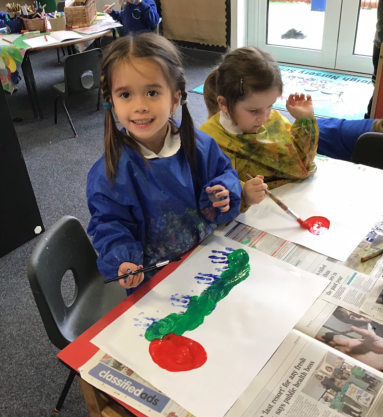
[133,124,181,159]
[219,111,243,135]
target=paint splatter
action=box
[145,249,250,342]
[170,293,191,309]
[304,216,330,235]
[149,333,207,372]
[194,273,221,285]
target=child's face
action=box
[222,87,280,134]
[111,58,180,152]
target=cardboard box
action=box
[49,17,66,31]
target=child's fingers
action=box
[219,204,230,213]
[206,184,225,194]
[248,177,264,186]
[213,197,230,208]
[213,189,229,200]
[119,276,133,288]
[131,273,144,288]
[252,183,268,192]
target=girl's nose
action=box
[257,111,269,124]
[133,97,149,113]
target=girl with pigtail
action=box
[87,34,242,295]
[200,47,319,210]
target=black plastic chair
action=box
[27,215,126,412]
[351,132,383,169]
[53,48,103,138]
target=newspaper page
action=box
[225,330,383,417]
[223,221,382,315]
[79,350,194,417]
[360,275,383,325]
[296,299,383,373]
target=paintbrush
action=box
[104,256,182,284]
[246,174,309,229]
[361,248,383,263]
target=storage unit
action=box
[64,0,96,29]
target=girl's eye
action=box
[120,92,130,99]
[147,90,158,97]
[249,110,259,114]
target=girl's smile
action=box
[131,118,154,127]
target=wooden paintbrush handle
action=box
[265,189,300,220]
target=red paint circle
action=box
[305,216,330,235]
[149,333,207,372]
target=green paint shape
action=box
[145,249,250,342]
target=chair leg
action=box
[97,87,101,111]
[60,97,78,138]
[54,370,76,412]
[57,48,65,64]
[54,95,60,124]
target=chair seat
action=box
[53,82,66,95]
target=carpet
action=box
[191,65,374,120]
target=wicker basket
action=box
[64,0,97,29]
[21,16,47,32]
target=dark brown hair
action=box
[204,47,283,122]
[100,33,195,181]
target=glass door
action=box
[248,0,374,73]
[336,0,376,73]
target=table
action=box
[20,30,113,119]
[58,256,189,417]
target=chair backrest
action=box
[351,132,383,169]
[27,215,125,350]
[64,48,103,97]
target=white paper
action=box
[1,34,21,44]
[23,35,59,47]
[49,30,84,42]
[238,159,383,262]
[92,235,329,417]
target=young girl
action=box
[201,47,318,208]
[87,34,241,294]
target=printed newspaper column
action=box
[226,330,383,417]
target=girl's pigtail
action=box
[104,107,122,182]
[179,90,198,181]
[203,69,220,119]
[101,73,122,182]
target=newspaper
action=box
[296,298,383,373]
[226,330,383,417]
[360,277,383,325]
[79,350,194,416]
[223,221,383,315]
